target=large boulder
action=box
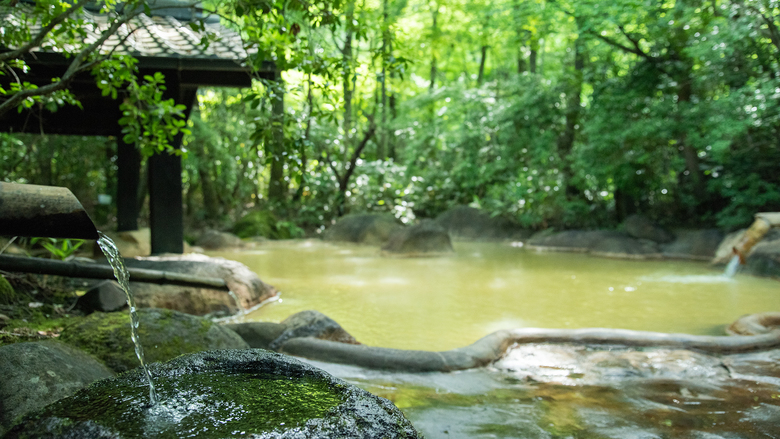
[58,308,249,373]
[382,221,454,255]
[121,254,277,315]
[661,229,724,260]
[196,229,244,250]
[434,205,532,241]
[227,310,360,351]
[623,214,675,243]
[744,237,780,279]
[6,349,422,439]
[323,213,402,245]
[0,341,114,436]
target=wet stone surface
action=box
[6,349,422,439]
[303,344,780,439]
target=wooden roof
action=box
[0,1,274,136]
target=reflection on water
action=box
[209,240,780,351]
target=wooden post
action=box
[116,135,141,232]
[148,81,197,255]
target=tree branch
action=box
[0,7,140,117]
[589,27,668,75]
[325,150,343,182]
[0,0,92,63]
[340,119,376,191]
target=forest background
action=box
[2,0,780,239]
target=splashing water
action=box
[724,254,741,278]
[97,232,158,405]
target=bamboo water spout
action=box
[733,212,780,264]
[0,182,98,240]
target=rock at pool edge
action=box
[5,349,422,439]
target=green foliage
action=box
[232,210,305,239]
[4,0,780,233]
[116,72,191,157]
[30,238,85,260]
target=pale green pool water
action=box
[209,240,780,351]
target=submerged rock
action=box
[123,254,277,315]
[0,341,114,435]
[59,308,249,372]
[323,213,402,245]
[434,206,532,241]
[6,349,422,439]
[382,221,454,255]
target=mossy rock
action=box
[233,210,278,239]
[58,308,248,372]
[6,349,422,439]
[233,210,304,240]
[323,213,402,245]
[0,341,114,435]
[382,221,454,254]
[0,275,16,305]
[434,205,532,241]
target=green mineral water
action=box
[97,232,158,405]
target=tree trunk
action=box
[198,164,219,221]
[294,72,314,203]
[676,76,706,203]
[429,2,438,91]
[378,0,390,160]
[517,49,526,74]
[557,34,584,197]
[267,66,286,203]
[477,45,488,85]
[342,0,356,152]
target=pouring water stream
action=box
[97,232,158,405]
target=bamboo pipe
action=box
[733,212,779,264]
[0,254,230,290]
[0,182,99,240]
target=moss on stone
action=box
[7,350,421,438]
[0,275,16,305]
[31,370,344,438]
[58,308,247,372]
[232,210,278,239]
